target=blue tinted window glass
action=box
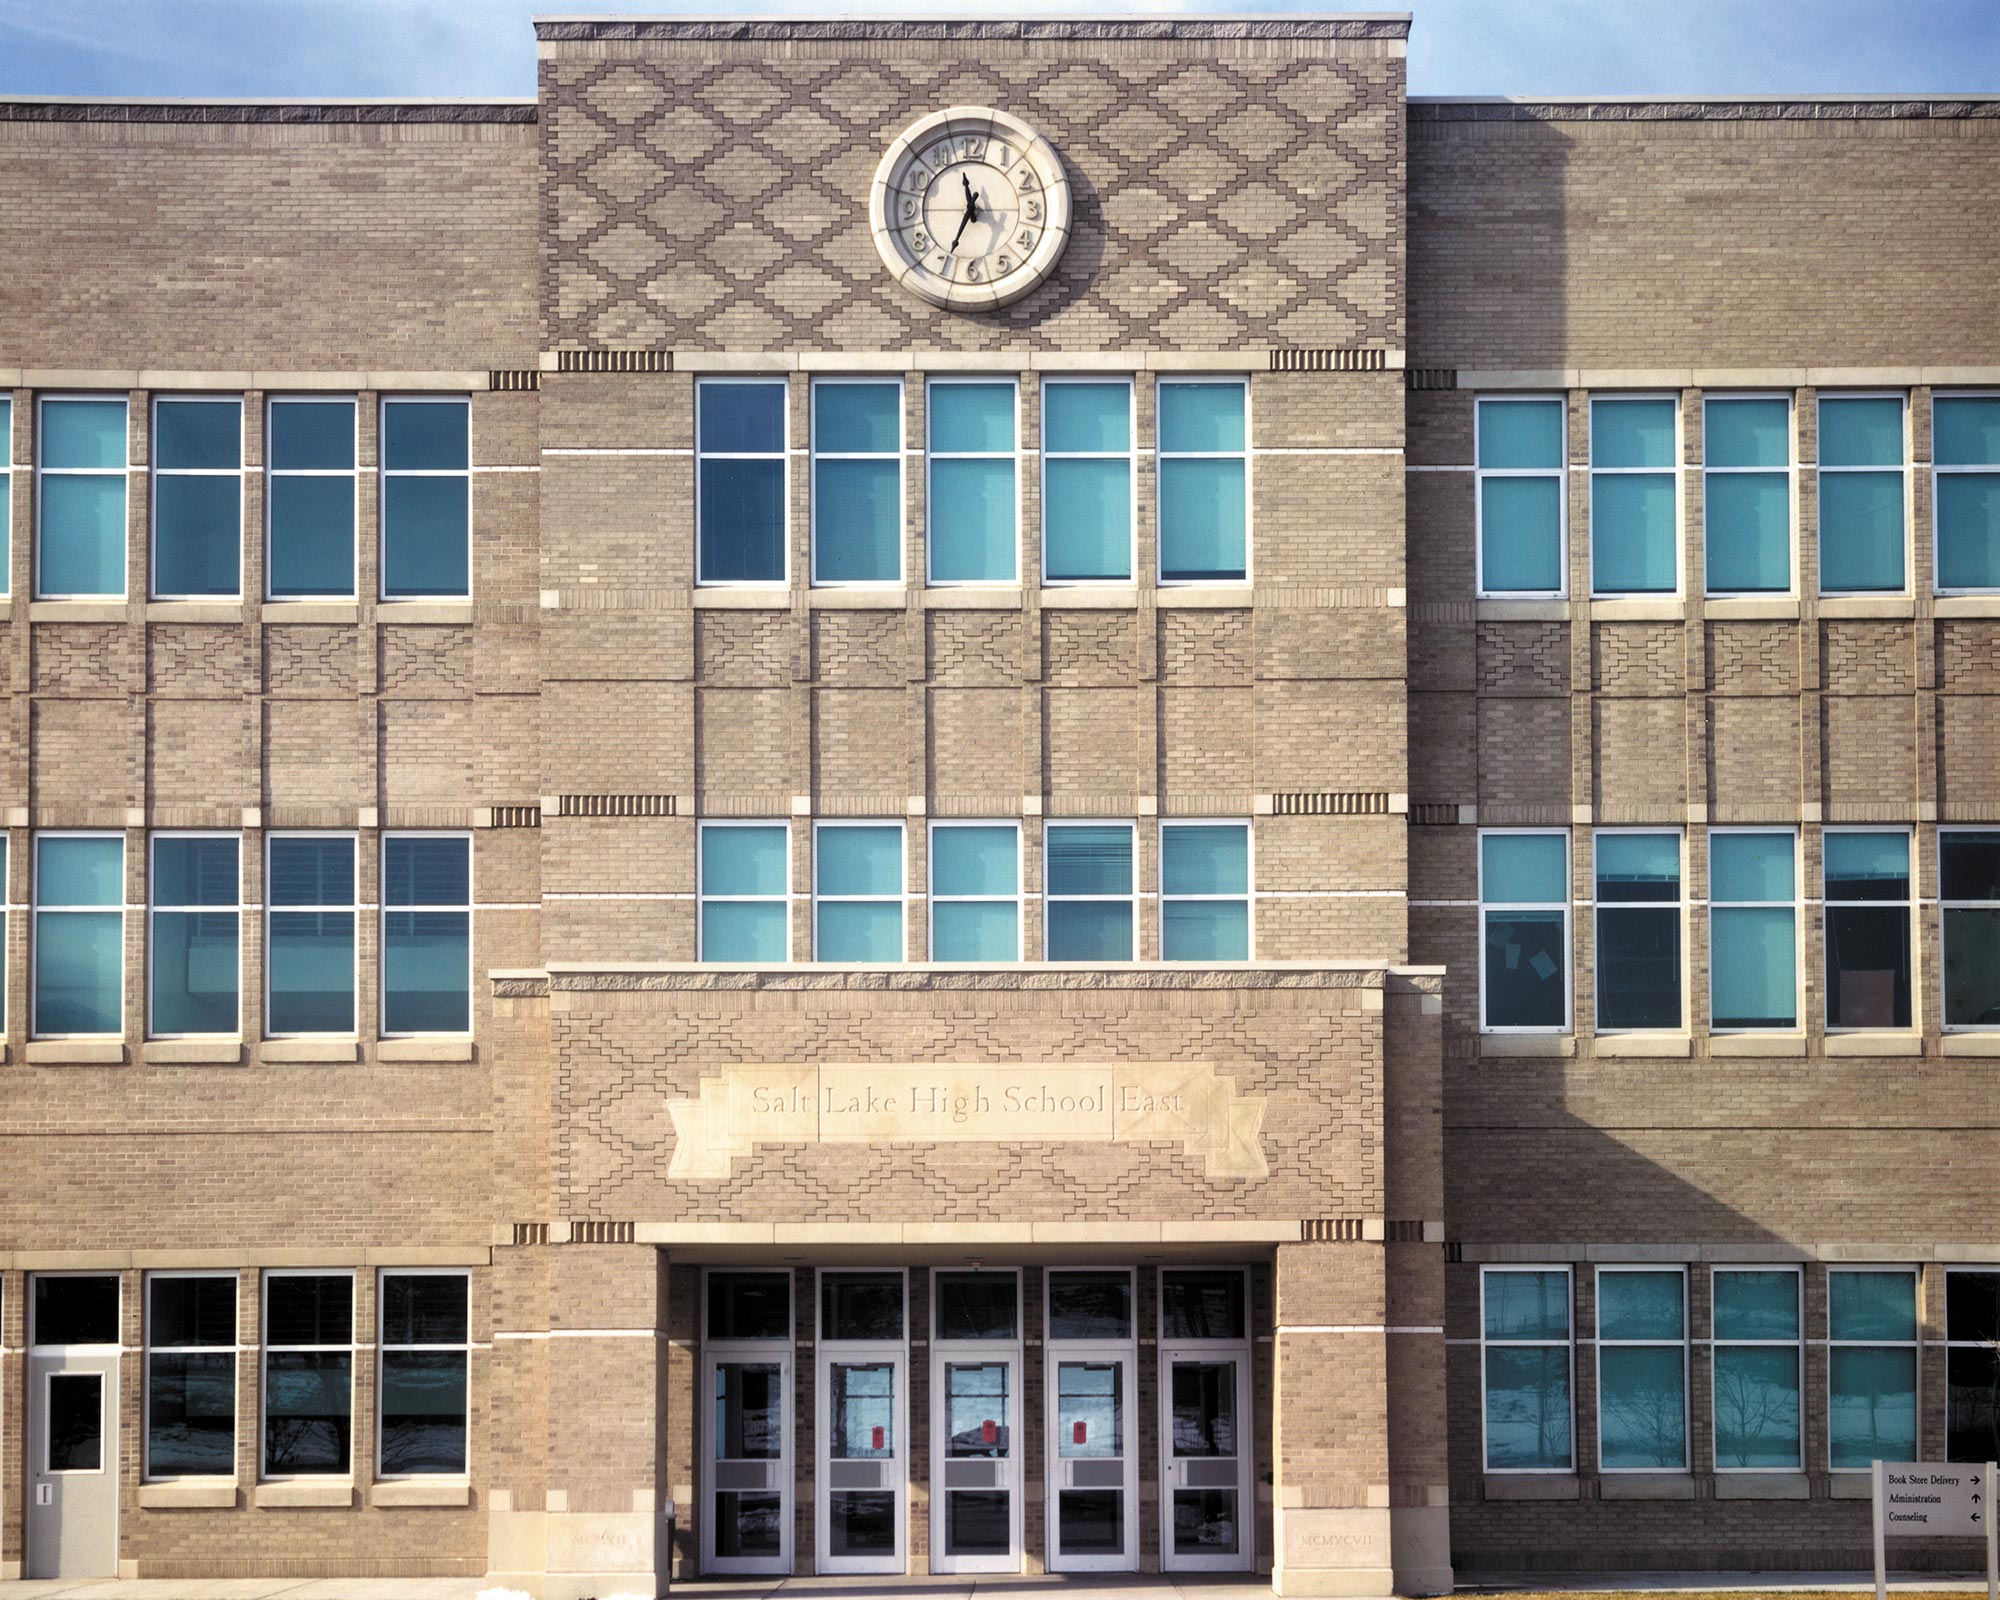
[1483,909,1566,1028]
[1830,1272,1917,1342]
[816,900,901,961]
[1712,832,1793,902]
[1938,475,2000,591]
[383,910,469,1033]
[929,384,1014,454]
[1712,907,1797,1028]
[155,474,241,596]
[1161,900,1248,961]
[40,474,126,596]
[815,382,899,454]
[700,382,785,455]
[1045,382,1129,453]
[699,458,785,583]
[0,398,10,460]
[1480,476,1563,592]
[41,837,122,906]
[155,400,240,471]
[1158,383,1244,454]
[1596,834,1679,898]
[1592,399,1675,469]
[268,838,354,907]
[1162,825,1248,895]
[817,826,901,897]
[1483,1347,1572,1470]
[1159,457,1245,580]
[1483,834,1565,904]
[1713,1346,1800,1468]
[1825,832,1909,896]
[153,837,238,907]
[1705,398,1789,469]
[701,902,788,963]
[1599,1346,1686,1469]
[262,1350,351,1474]
[1937,397,2000,467]
[1829,1347,1916,1469]
[43,400,127,469]
[1046,900,1133,961]
[267,912,354,1034]
[384,836,469,908]
[931,901,1018,961]
[1485,1270,1570,1341]
[813,457,900,582]
[1705,473,1789,592]
[268,476,355,598]
[1819,471,1905,591]
[1714,1271,1799,1341]
[1046,826,1132,896]
[1592,473,1677,593]
[1599,1272,1684,1341]
[35,910,122,1034]
[932,827,1017,897]
[382,402,468,472]
[1820,397,1903,467]
[269,402,354,472]
[383,477,469,598]
[152,911,239,1035]
[928,457,1015,581]
[1045,457,1130,580]
[1478,400,1563,471]
[380,1348,467,1474]
[702,826,788,898]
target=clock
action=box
[870,106,1071,312]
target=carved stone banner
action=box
[664,1062,1268,1181]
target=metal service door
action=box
[701,1349,792,1575]
[27,1274,122,1579]
[1160,1349,1253,1571]
[1047,1350,1139,1571]
[931,1351,1022,1572]
[818,1348,907,1574]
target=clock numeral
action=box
[992,142,1016,169]
[927,142,953,172]
[965,260,983,281]
[900,197,919,221]
[995,253,1013,275]
[957,136,986,161]
[931,253,954,280]
[911,230,930,252]
[1023,199,1043,223]
[1018,169,1036,191]
[1016,229,1038,251]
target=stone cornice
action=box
[1410,96,2000,123]
[0,99,537,125]
[494,963,1444,997]
[534,16,1412,42]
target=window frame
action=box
[1040,374,1135,586]
[1709,1264,1804,1474]
[146,829,243,1041]
[1477,827,1572,1035]
[149,393,245,603]
[1593,1264,1690,1475]
[703,1265,797,1347]
[1940,826,2000,1032]
[32,829,126,1040]
[1158,818,1253,962]
[1592,826,1686,1035]
[142,1268,238,1482]
[810,375,905,588]
[264,394,359,602]
[1474,394,1568,601]
[812,819,907,963]
[1934,389,2000,596]
[259,1267,356,1482]
[262,830,360,1041]
[696,375,791,590]
[1706,826,1802,1035]
[697,819,793,965]
[1822,823,1916,1035]
[1588,392,1682,600]
[1944,1265,2000,1464]
[375,1266,471,1481]
[925,375,1020,588]
[378,393,472,603]
[1155,374,1251,587]
[1816,389,1911,598]
[926,818,1023,963]
[1701,391,1796,599]
[1825,1263,1920,1474]
[378,830,473,1040]
[36,392,130,602]
[1042,819,1138,963]
[1478,1263,1575,1476]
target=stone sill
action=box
[25,1040,125,1065]
[259,601,358,623]
[1823,1031,1923,1056]
[142,1039,244,1065]
[1599,1473,1696,1500]
[1593,1032,1693,1058]
[1714,1472,1810,1499]
[922,586,1022,610]
[1155,585,1254,609]
[28,600,128,623]
[1704,596,1800,620]
[1475,597,1568,622]
[1829,1473,1875,1499]
[370,1478,471,1508]
[1479,1033,1574,1058]
[138,1479,238,1510]
[254,1479,354,1509]
[1935,595,2000,618]
[262,1038,360,1063]
[145,601,245,623]
[806,587,905,609]
[377,1037,474,1063]
[374,601,473,625]
[690,587,788,610]
[1942,1033,2000,1056]
[1818,595,1915,619]
[1483,1475,1578,1501]
[1040,585,1139,610]
[1589,597,1685,622]
[1708,1032,1807,1057]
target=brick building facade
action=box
[0,13,1993,1596]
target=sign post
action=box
[1872,1460,1997,1600]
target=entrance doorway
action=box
[930,1270,1023,1573]
[27,1273,121,1580]
[1044,1268,1139,1572]
[1158,1268,1254,1572]
[815,1269,907,1575]
[700,1270,794,1576]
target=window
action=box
[267,397,357,599]
[708,1270,793,1341]
[1590,396,1677,595]
[1480,1267,1572,1471]
[38,396,128,598]
[33,833,124,1037]
[1476,396,1565,596]
[700,822,790,963]
[266,835,356,1036]
[927,379,1017,584]
[1825,830,1912,1030]
[1158,378,1247,582]
[812,379,902,584]
[146,1273,236,1478]
[382,834,470,1035]
[937,1271,1019,1341]
[379,1271,469,1477]
[1711,1267,1802,1471]
[1818,394,1907,593]
[1709,830,1798,1031]
[1044,822,1135,961]
[1936,394,2000,592]
[814,822,905,962]
[1047,1269,1133,1341]
[1704,395,1791,595]
[928,822,1020,961]
[262,1272,353,1477]
[1947,1271,2000,1463]
[1596,1267,1687,1472]
[1043,378,1133,582]
[381,397,470,599]
[149,833,240,1037]
[1160,821,1250,961]
[152,396,242,598]
[1594,831,1682,1031]
[700,379,788,584]
[0,394,12,586]
[1942,829,2000,1029]
[1828,1268,1918,1470]
[1479,831,1569,1031]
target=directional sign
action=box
[1882,1463,1987,1538]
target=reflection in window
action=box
[1481,1267,1572,1471]
[266,835,356,1036]
[1160,823,1250,961]
[34,834,125,1037]
[147,1274,236,1477]
[1712,1268,1801,1470]
[267,398,357,599]
[382,834,471,1034]
[814,824,903,962]
[1829,1269,1918,1469]
[1703,395,1791,594]
[379,1273,469,1475]
[929,824,1020,961]
[1948,1271,2000,1463]
[38,396,128,598]
[150,834,240,1037]
[1596,1268,1687,1471]
[1479,832,1568,1030]
[263,1273,353,1476]
[1048,1271,1132,1341]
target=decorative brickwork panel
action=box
[1707,622,1798,695]
[1939,621,2000,692]
[539,39,1404,352]
[1594,699,1687,814]
[381,625,474,697]
[1044,613,1138,686]
[1822,620,1914,695]
[1477,621,1566,696]
[33,624,137,696]
[1822,696,1916,815]
[1159,611,1252,686]
[1591,622,1682,697]
[811,613,904,686]
[696,612,792,686]
[265,626,357,697]
[927,613,1025,685]
[1707,697,1801,821]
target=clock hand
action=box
[949,203,975,252]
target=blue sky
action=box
[0,0,1994,100]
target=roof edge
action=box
[1410,94,2000,123]
[534,14,1411,41]
[0,97,537,125]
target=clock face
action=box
[870,107,1071,312]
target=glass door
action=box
[1044,1269,1138,1572]
[931,1270,1022,1573]
[701,1270,794,1576]
[816,1270,907,1575]
[1159,1268,1254,1572]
